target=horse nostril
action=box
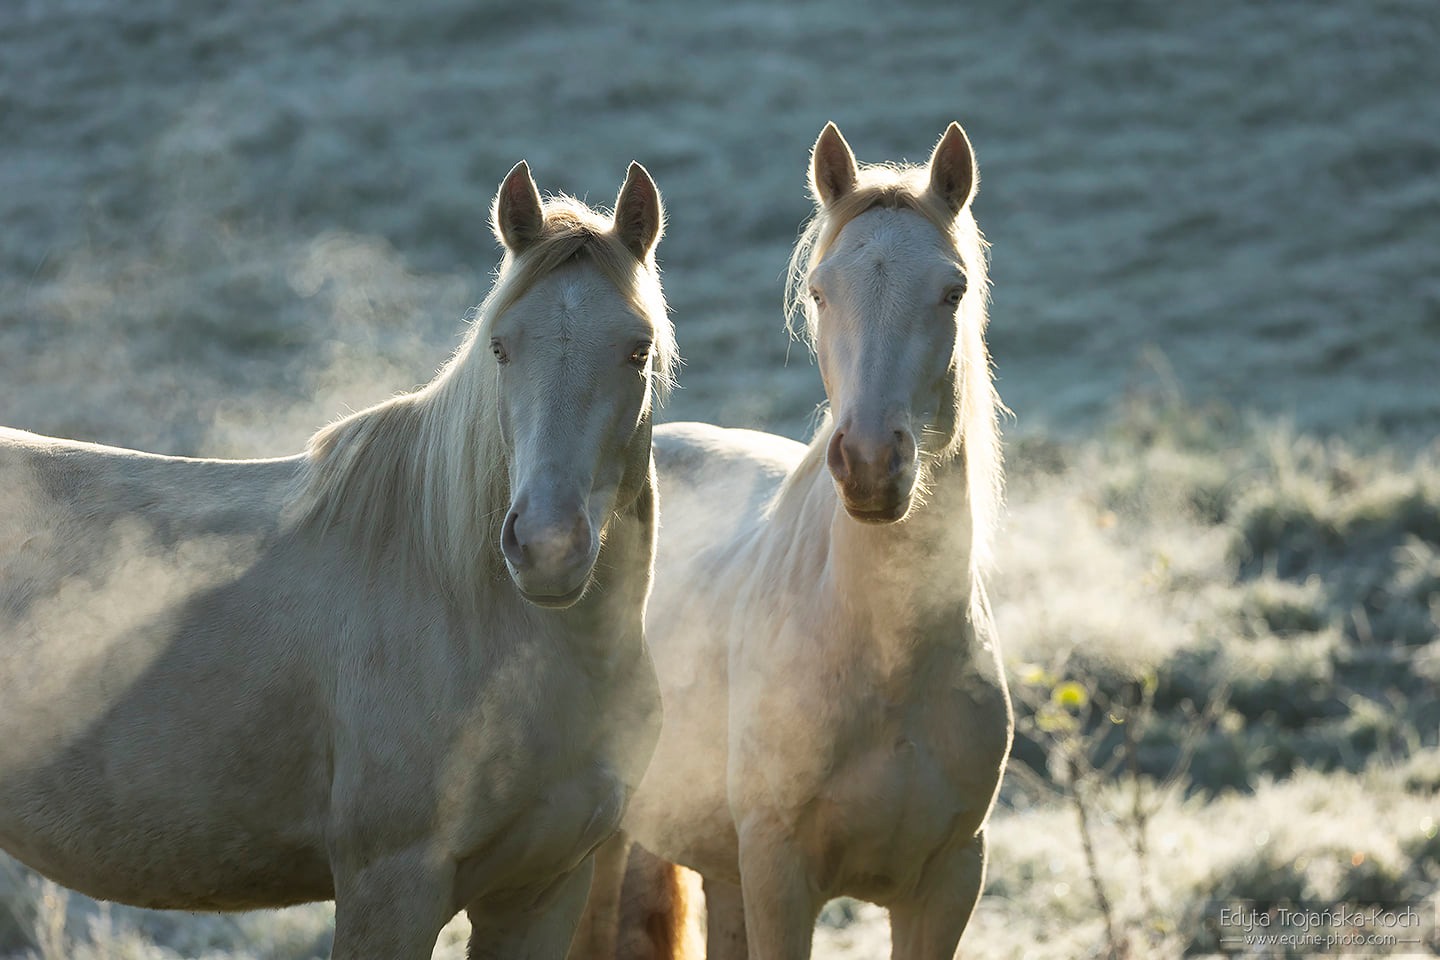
[501,511,526,568]
[826,430,850,482]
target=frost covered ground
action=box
[1,0,1437,956]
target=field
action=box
[1,0,1437,956]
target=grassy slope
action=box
[3,401,1435,958]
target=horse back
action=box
[0,427,336,907]
[652,422,802,553]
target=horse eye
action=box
[810,289,825,307]
[944,281,967,306]
[490,339,509,364]
[628,342,652,367]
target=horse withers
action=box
[0,161,674,959]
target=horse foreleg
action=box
[737,815,820,960]
[704,875,749,960]
[330,846,454,960]
[568,832,632,960]
[887,831,986,960]
[468,857,595,960]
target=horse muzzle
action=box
[826,425,918,524]
[501,492,599,608]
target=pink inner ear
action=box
[931,129,976,209]
[506,176,537,215]
[624,198,650,233]
[814,131,858,202]
[617,170,661,256]
[500,169,543,245]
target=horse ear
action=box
[493,161,545,253]
[614,161,664,261]
[928,122,978,214]
[810,122,858,206]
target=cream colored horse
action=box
[0,161,673,960]
[574,124,1011,960]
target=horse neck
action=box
[772,441,976,670]
[831,452,972,599]
[496,406,657,646]
[297,352,511,609]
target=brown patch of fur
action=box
[615,846,704,960]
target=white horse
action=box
[573,123,1012,960]
[0,160,674,960]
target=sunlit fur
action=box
[301,195,674,604]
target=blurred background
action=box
[1,1,1437,957]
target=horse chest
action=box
[801,731,986,896]
[740,648,1010,900]
[445,649,657,901]
[453,758,628,908]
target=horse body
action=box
[618,424,800,877]
[728,456,1007,909]
[1,429,651,911]
[0,434,336,909]
[0,161,673,959]
[577,124,1010,960]
[628,421,1009,904]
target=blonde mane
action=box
[780,163,1004,571]
[297,195,674,601]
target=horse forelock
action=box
[780,161,1004,572]
[785,164,985,341]
[482,196,677,398]
[298,195,673,603]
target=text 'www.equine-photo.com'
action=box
[1,3,1438,959]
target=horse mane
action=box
[779,161,1004,572]
[296,195,674,601]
